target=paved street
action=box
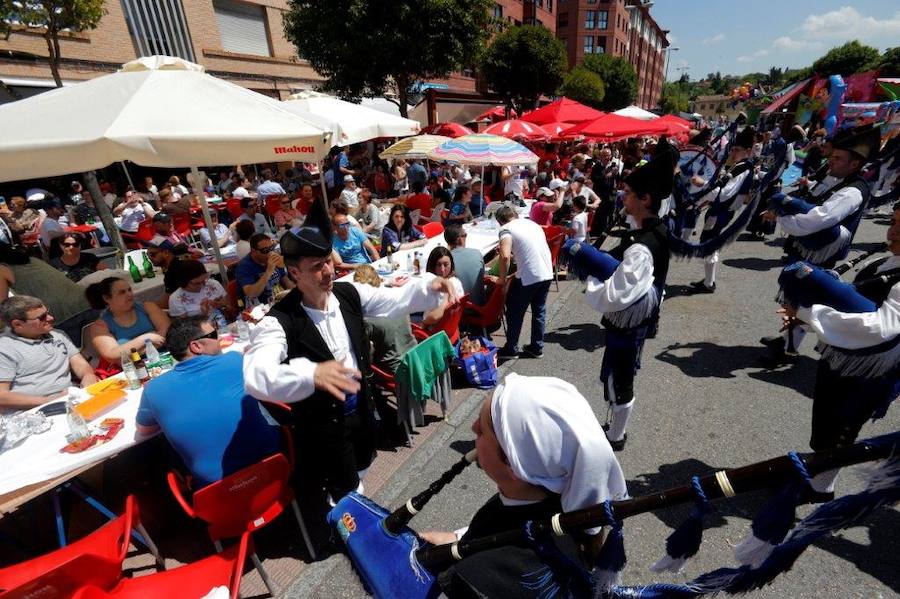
[286,211,899,599]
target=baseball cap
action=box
[548,178,568,191]
[343,174,355,183]
[152,212,171,223]
[536,186,554,198]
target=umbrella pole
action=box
[191,166,229,286]
[318,160,330,206]
[120,161,136,192]
[82,171,126,254]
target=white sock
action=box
[810,468,840,493]
[782,326,807,353]
[681,227,693,242]
[607,400,634,442]
[703,256,718,288]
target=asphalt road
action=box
[286,210,899,599]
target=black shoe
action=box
[521,344,544,359]
[688,280,716,294]
[602,424,627,451]
[759,346,798,368]
[797,488,835,505]
[759,335,784,350]
[497,347,519,360]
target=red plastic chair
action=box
[167,450,316,596]
[545,233,565,291]
[263,196,283,217]
[461,278,506,337]
[121,219,155,249]
[0,496,162,596]
[171,213,192,238]
[370,364,397,394]
[421,221,444,239]
[225,199,243,219]
[71,532,249,599]
[411,294,467,345]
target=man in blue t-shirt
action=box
[235,233,292,304]
[331,213,378,269]
[406,159,427,189]
[136,317,280,487]
[331,147,353,196]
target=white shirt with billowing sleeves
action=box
[696,167,752,208]
[584,244,654,314]
[777,184,863,237]
[243,275,443,404]
[797,257,900,350]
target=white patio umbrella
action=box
[0,55,332,283]
[613,105,660,120]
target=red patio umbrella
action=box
[540,121,576,139]
[420,122,474,138]
[475,105,516,123]
[657,114,693,129]
[482,119,550,142]
[521,97,604,125]
[562,113,669,141]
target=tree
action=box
[479,25,567,117]
[875,47,900,77]
[765,66,783,87]
[558,67,605,109]
[283,0,491,118]
[811,40,880,76]
[659,82,689,114]
[707,70,728,95]
[580,53,638,111]
[0,1,106,87]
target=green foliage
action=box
[0,1,106,86]
[707,71,728,95]
[659,82,689,113]
[479,24,568,116]
[811,40,880,76]
[558,67,605,109]
[876,47,900,77]
[283,0,492,117]
[580,53,638,111]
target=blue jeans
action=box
[503,278,552,352]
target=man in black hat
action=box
[583,151,676,451]
[760,124,879,363]
[686,125,757,294]
[242,201,460,508]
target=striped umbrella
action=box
[427,134,538,166]
[483,119,550,142]
[420,122,474,138]
[379,134,451,160]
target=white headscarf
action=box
[490,373,628,520]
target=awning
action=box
[761,78,812,115]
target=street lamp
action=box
[664,46,679,82]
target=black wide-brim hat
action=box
[624,150,677,202]
[734,125,756,150]
[831,123,881,161]
[280,196,333,260]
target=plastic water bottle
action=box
[236,318,250,343]
[406,252,413,273]
[121,349,141,390]
[144,339,160,365]
[66,394,90,441]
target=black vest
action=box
[268,282,373,420]
[854,258,900,306]
[608,217,671,293]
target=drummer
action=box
[418,373,627,598]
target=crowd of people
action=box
[0,112,896,596]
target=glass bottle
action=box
[127,256,143,283]
[142,251,156,278]
[131,351,150,384]
[121,349,141,390]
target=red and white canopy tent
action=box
[482,119,550,142]
[521,97,605,125]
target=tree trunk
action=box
[395,74,410,119]
[44,30,63,87]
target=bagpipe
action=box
[668,135,789,259]
[329,432,900,599]
[558,239,660,329]
[766,189,856,265]
[778,259,900,381]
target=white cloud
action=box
[772,36,820,51]
[701,33,725,45]
[799,7,900,44]
[737,49,769,63]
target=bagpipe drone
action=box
[328,432,900,599]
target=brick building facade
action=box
[555,0,667,109]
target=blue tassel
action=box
[592,501,627,593]
[733,452,812,567]
[651,477,713,573]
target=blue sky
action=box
[650,1,900,81]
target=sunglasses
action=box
[337,222,352,229]
[24,310,52,322]
[191,329,218,342]
[61,241,79,247]
[256,245,277,254]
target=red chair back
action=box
[264,196,283,217]
[370,364,396,394]
[542,224,565,241]
[226,279,240,317]
[546,233,564,270]
[0,495,137,594]
[421,221,444,239]
[171,213,192,238]
[412,294,467,345]
[226,199,243,219]
[461,280,506,329]
[167,453,294,541]
[71,533,249,599]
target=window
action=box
[547,0,553,12]
[493,3,503,18]
[595,36,606,53]
[121,0,196,61]
[585,10,595,29]
[212,0,271,56]
[598,10,608,29]
[584,35,594,54]
[535,0,543,7]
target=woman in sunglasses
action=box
[49,233,106,283]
